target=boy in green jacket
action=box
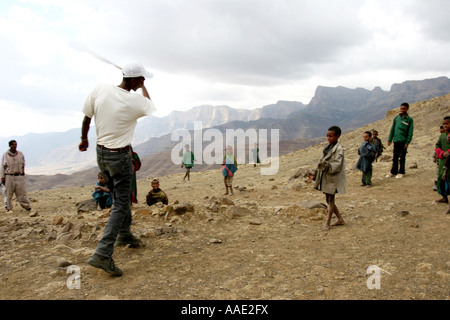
[386,102,414,179]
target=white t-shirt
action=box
[82,84,156,148]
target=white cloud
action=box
[0,0,449,137]
[0,99,83,137]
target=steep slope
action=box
[1,94,448,301]
[11,76,450,177]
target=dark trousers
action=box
[94,147,133,258]
[390,142,407,175]
[362,165,373,185]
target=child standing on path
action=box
[309,126,346,231]
[442,135,450,214]
[386,102,414,179]
[436,117,450,204]
[222,145,238,196]
[370,130,384,162]
[181,144,195,182]
[357,131,377,187]
[432,125,445,191]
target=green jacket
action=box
[146,188,168,206]
[388,114,414,144]
[182,151,195,168]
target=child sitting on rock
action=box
[92,172,112,210]
[146,179,168,206]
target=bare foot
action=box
[224,193,229,195]
[444,210,450,215]
[331,220,346,227]
[323,224,330,231]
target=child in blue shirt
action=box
[92,172,112,210]
[357,131,377,187]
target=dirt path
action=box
[0,95,449,301]
[0,156,448,301]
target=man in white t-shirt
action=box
[79,62,156,276]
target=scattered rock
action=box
[135,208,152,216]
[220,197,235,206]
[208,203,220,213]
[249,218,262,225]
[29,210,38,217]
[173,202,194,214]
[209,238,222,244]
[300,200,327,210]
[151,225,178,237]
[55,222,82,241]
[397,210,409,217]
[225,206,251,219]
[274,207,283,214]
[76,199,97,213]
[52,216,64,225]
[57,260,71,268]
[289,168,314,182]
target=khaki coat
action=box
[314,143,346,195]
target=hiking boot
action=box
[88,254,122,277]
[115,234,143,248]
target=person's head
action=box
[98,172,107,184]
[121,62,153,91]
[226,145,233,154]
[122,76,145,92]
[8,140,17,152]
[372,130,378,138]
[440,125,445,134]
[363,131,372,141]
[400,102,409,116]
[443,116,450,133]
[185,144,190,151]
[327,126,341,145]
[151,179,160,190]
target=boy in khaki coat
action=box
[309,126,346,231]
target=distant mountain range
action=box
[0,76,449,191]
[133,76,450,158]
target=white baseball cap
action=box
[122,61,153,79]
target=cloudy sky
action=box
[1,0,449,137]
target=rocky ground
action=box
[0,95,449,301]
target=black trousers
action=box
[390,142,408,175]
